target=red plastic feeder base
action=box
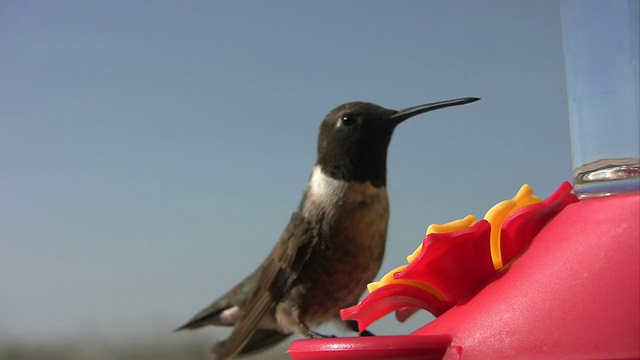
[288,194,640,359]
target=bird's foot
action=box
[345,320,375,336]
[306,329,336,338]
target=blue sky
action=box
[0,0,570,346]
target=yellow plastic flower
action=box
[368,185,542,294]
[484,184,541,269]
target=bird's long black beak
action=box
[390,97,480,124]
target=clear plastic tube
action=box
[561,0,640,199]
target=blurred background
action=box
[0,1,570,359]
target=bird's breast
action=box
[302,165,389,254]
[295,165,390,324]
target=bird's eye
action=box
[340,114,357,127]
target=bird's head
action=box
[316,97,480,187]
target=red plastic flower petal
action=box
[340,182,579,332]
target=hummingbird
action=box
[176,97,480,359]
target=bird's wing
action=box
[215,212,320,359]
